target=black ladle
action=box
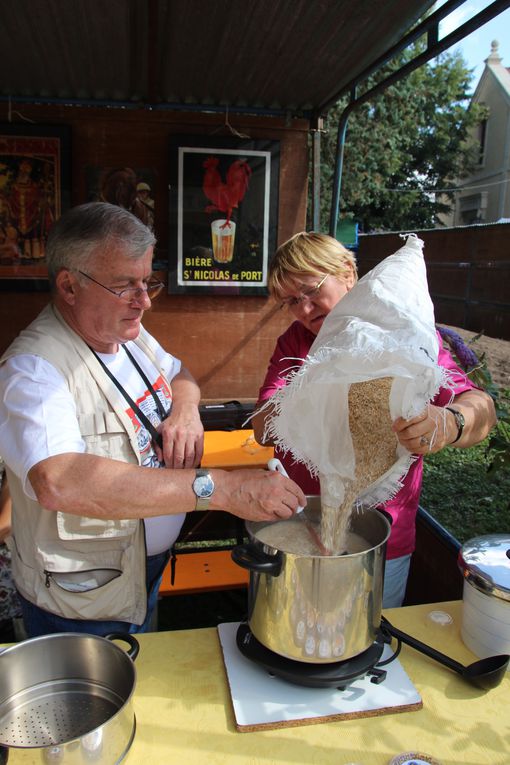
[380,616,509,690]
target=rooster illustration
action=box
[202,157,252,227]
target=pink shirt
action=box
[258,321,475,559]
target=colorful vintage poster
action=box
[169,137,280,295]
[0,125,70,285]
[87,166,157,233]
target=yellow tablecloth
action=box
[5,601,510,764]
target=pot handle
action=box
[231,543,283,577]
[105,632,140,661]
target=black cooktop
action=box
[236,623,393,689]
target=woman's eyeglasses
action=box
[78,271,164,302]
[279,274,328,310]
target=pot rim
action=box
[245,505,391,558]
[0,631,138,672]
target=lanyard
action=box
[121,344,167,421]
[91,346,167,450]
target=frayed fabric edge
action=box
[357,452,418,508]
[253,352,455,508]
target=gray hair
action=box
[46,202,157,289]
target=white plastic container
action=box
[458,534,510,662]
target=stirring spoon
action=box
[267,459,330,555]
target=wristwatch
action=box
[446,407,465,444]
[192,468,215,511]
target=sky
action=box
[436,0,510,86]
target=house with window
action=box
[449,41,510,225]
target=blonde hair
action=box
[269,231,357,299]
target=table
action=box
[201,429,273,470]
[4,601,509,764]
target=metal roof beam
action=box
[319,0,467,116]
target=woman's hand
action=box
[392,404,456,455]
[393,389,496,456]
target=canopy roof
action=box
[0,0,437,117]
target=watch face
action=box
[194,474,214,498]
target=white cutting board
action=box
[217,622,422,731]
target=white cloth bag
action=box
[264,234,452,508]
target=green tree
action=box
[314,48,486,233]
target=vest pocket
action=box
[45,568,121,592]
[36,549,142,622]
[83,432,135,461]
[78,411,137,462]
[12,515,146,623]
[56,512,138,540]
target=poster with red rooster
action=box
[169,136,279,295]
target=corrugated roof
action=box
[0,0,436,116]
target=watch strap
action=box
[195,495,210,511]
[445,407,465,444]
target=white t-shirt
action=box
[0,336,186,556]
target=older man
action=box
[0,202,304,637]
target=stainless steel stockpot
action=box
[232,498,391,664]
[458,534,510,660]
[0,632,138,764]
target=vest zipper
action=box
[43,568,121,590]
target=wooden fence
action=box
[356,223,510,341]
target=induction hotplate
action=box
[235,622,393,689]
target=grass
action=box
[421,440,510,543]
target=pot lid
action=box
[458,534,510,601]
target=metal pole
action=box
[311,116,323,231]
[328,90,355,236]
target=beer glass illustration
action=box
[211,219,236,263]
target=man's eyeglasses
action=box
[279,274,328,310]
[78,271,164,302]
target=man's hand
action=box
[156,402,204,468]
[211,468,307,522]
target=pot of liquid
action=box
[231,496,391,664]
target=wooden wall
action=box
[0,105,310,400]
[356,224,510,341]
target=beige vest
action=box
[1,304,170,624]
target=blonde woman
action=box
[253,232,496,607]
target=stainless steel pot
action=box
[0,632,139,763]
[458,534,510,660]
[232,498,391,664]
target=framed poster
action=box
[0,123,71,290]
[87,166,156,233]
[168,136,280,295]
